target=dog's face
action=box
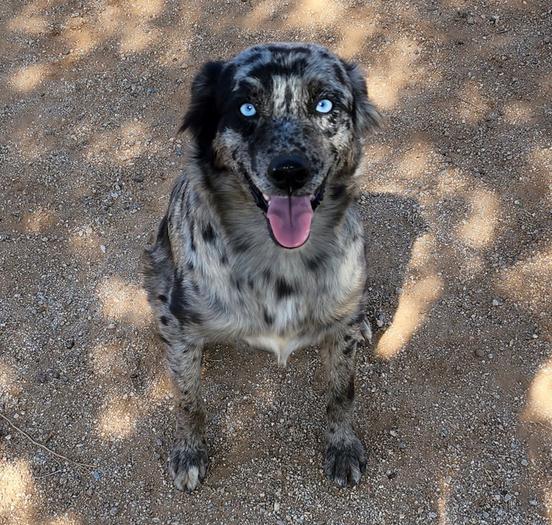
[181,43,379,249]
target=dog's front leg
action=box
[165,337,207,491]
[321,329,366,487]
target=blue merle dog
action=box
[143,43,380,491]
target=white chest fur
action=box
[243,332,317,366]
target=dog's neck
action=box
[182,157,361,267]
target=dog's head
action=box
[180,43,379,249]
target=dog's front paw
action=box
[324,436,366,487]
[169,443,208,491]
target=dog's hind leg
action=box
[320,329,366,487]
[164,336,207,492]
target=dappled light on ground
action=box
[90,342,129,378]
[7,14,48,35]
[438,476,451,525]
[396,142,434,180]
[1,0,550,523]
[496,246,552,331]
[47,515,81,525]
[97,276,151,327]
[369,36,425,110]
[457,82,492,124]
[10,63,50,92]
[22,208,58,234]
[0,363,22,399]
[524,361,552,425]
[336,22,378,58]
[0,460,36,524]
[503,100,536,125]
[457,189,501,250]
[376,233,443,359]
[98,395,143,440]
[376,272,443,359]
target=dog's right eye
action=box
[240,103,257,117]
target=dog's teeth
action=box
[262,193,269,202]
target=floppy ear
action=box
[179,61,225,156]
[343,62,380,135]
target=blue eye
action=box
[240,103,256,117]
[315,99,333,113]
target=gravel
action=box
[1,0,551,524]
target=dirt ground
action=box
[0,0,551,524]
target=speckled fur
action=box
[143,43,379,491]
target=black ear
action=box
[179,61,225,156]
[343,61,380,135]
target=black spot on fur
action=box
[304,253,326,272]
[170,275,202,325]
[275,277,295,299]
[330,184,347,200]
[263,307,274,326]
[186,261,194,272]
[247,59,308,89]
[233,237,251,253]
[266,44,312,55]
[189,223,196,252]
[220,253,228,265]
[158,294,167,303]
[343,340,356,356]
[262,269,272,282]
[159,334,170,345]
[202,223,216,243]
[160,316,169,326]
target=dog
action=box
[143,42,380,491]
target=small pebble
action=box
[91,470,102,481]
[475,348,485,358]
[64,338,75,349]
[100,244,107,253]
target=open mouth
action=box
[243,172,327,249]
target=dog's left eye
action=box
[315,99,333,114]
[240,103,257,117]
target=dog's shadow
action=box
[359,191,427,334]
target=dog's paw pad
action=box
[169,444,208,492]
[324,438,366,487]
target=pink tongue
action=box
[266,196,313,248]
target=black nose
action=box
[267,154,310,193]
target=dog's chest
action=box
[199,242,364,362]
